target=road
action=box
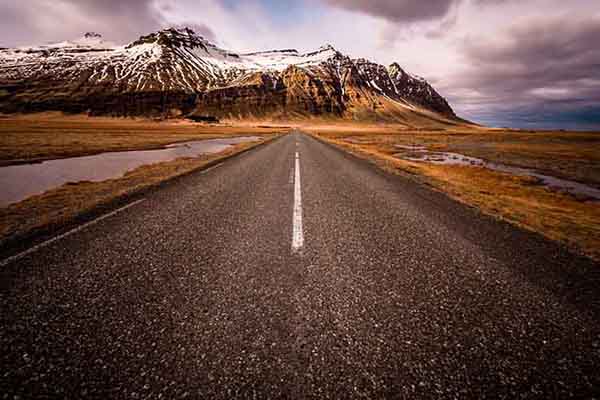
[1,131,600,399]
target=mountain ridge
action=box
[0,27,459,125]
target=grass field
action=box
[1,114,599,260]
[0,113,286,164]
[0,114,285,246]
[305,124,600,260]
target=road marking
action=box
[0,199,146,268]
[201,162,224,174]
[292,151,304,253]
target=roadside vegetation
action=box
[0,113,284,164]
[306,124,600,260]
[0,114,285,247]
[2,113,599,261]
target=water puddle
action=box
[0,136,261,206]
[394,144,600,201]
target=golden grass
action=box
[310,132,600,261]
[0,113,288,163]
[305,124,600,186]
[1,114,599,259]
[0,113,288,245]
[0,138,273,244]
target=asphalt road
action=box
[1,131,600,399]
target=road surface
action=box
[1,131,599,398]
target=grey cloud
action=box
[0,3,43,47]
[447,16,600,128]
[472,0,512,4]
[424,13,458,39]
[324,0,459,23]
[324,0,514,23]
[74,0,163,41]
[0,0,163,46]
[172,23,217,42]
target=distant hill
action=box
[0,27,461,126]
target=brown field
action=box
[0,138,276,246]
[1,114,599,260]
[302,124,600,186]
[0,114,285,246]
[304,124,600,260]
[0,113,287,164]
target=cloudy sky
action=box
[1,0,599,129]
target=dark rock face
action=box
[194,68,344,119]
[0,87,196,117]
[0,28,458,121]
[126,28,209,51]
[388,63,455,117]
[84,32,102,39]
[188,115,219,123]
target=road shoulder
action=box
[0,135,282,260]
[307,130,600,262]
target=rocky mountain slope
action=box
[0,28,458,124]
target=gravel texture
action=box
[1,131,599,399]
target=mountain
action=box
[0,27,459,124]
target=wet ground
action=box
[393,144,600,201]
[0,136,261,206]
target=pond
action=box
[0,136,261,206]
[394,144,600,201]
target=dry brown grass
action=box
[0,113,288,164]
[0,138,272,245]
[310,130,600,260]
[0,113,287,246]
[1,114,598,259]
[306,124,600,187]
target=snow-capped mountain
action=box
[0,27,457,122]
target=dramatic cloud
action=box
[172,22,217,42]
[0,0,598,128]
[445,14,600,128]
[0,0,163,46]
[323,0,458,23]
[462,17,600,87]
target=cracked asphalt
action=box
[1,131,600,399]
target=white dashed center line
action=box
[292,150,304,253]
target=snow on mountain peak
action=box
[84,32,102,39]
[319,44,336,52]
[389,62,402,72]
[0,27,457,119]
[389,62,426,83]
[126,27,214,50]
[244,49,300,56]
[71,32,112,48]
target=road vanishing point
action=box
[1,131,600,399]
